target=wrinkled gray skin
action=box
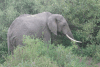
[7,12,78,54]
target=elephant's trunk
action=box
[66,34,82,43]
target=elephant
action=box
[7,12,81,54]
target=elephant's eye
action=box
[63,25,65,26]
[63,23,66,26]
[63,24,66,26]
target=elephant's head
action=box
[47,14,82,43]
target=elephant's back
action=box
[8,12,52,40]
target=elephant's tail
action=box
[8,35,16,54]
[7,29,16,54]
[7,32,10,54]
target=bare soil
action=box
[79,57,100,67]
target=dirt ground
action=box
[96,63,100,67]
[79,57,100,67]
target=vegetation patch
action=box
[0,36,96,67]
[0,0,100,66]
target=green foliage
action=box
[0,36,95,67]
[0,20,8,63]
[96,30,100,43]
[63,0,100,47]
[73,45,96,57]
[93,45,100,63]
[0,0,100,65]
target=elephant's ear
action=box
[47,16,57,35]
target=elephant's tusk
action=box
[66,34,82,43]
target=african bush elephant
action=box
[7,12,81,54]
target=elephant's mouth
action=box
[57,32,65,36]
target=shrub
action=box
[73,45,96,57]
[93,45,100,63]
[63,0,100,47]
[0,23,8,63]
[0,36,96,67]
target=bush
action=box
[93,45,100,63]
[0,36,96,67]
[73,45,96,57]
[0,23,8,63]
[61,0,100,47]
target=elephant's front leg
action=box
[43,28,51,43]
